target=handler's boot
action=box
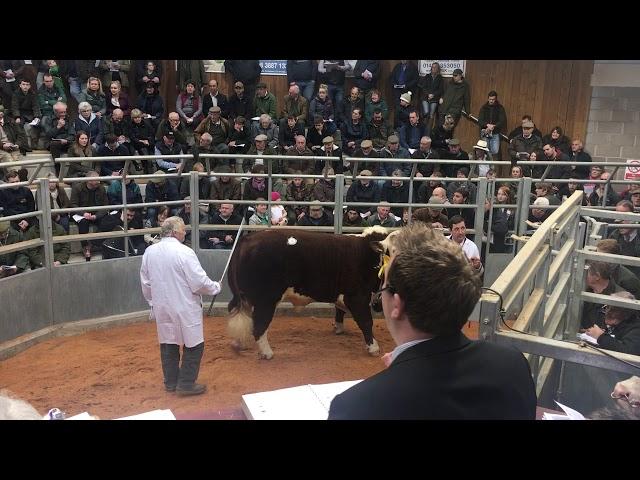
[176,342,206,396]
[160,343,180,392]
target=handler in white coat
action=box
[140,216,221,396]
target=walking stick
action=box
[206,217,246,317]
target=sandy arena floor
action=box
[0,315,479,419]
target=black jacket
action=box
[329,332,537,420]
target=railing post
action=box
[335,174,344,234]
[190,171,200,255]
[37,178,54,269]
[121,173,129,257]
[473,177,487,254]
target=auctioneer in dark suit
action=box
[328,331,536,420]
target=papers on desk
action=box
[241,379,362,420]
[116,409,176,420]
[542,401,586,420]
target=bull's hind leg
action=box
[253,302,278,360]
[344,294,380,356]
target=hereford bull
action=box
[226,226,392,359]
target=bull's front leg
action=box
[344,294,380,356]
[253,302,277,360]
[334,307,345,335]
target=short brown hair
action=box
[386,223,481,335]
[596,239,620,255]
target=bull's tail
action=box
[226,237,254,349]
[227,299,254,349]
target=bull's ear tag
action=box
[378,254,390,279]
[287,236,298,246]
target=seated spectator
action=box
[351,139,378,175]
[191,132,219,171]
[393,91,412,130]
[368,202,396,228]
[242,165,270,209]
[129,109,156,174]
[285,172,312,225]
[306,114,332,152]
[280,84,308,131]
[251,114,279,150]
[37,73,66,119]
[135,60,162,92]
[176,196,208,249]
[297,200,333,227]
[417,171,445,205]
[269,191,288,226]
[97,134,129,176]
[11,78,40,151]
[42,102,73,169]
[194,106,229,154]
[73,102,104,151]
[174,80,201,145]
[508,119,542,167]
[202,78,228,119]
[278,114,305,154]
[542,126,571,156]
[145,171,180,221]
[245,134,280,175]
[78,76,107,118]
[448,188,475,230]
[67,131,95,177]
[0,220,29,277]
[588,170,619,207]
[608,200,640,278]
[398,110,425,151]
[345,169,380,216]
[596,239,640,299]
[343,206,366,228]
[411,136,440,178]
[430,114,455,151]
[227,81,253,125]
[440,138,469,179]
[568,138,592,179]
[379,135,411,179]
[70,171,108,261]
[412,196,448,229]
[155,111,189,147]
[99,208,145,258]
[143,205,170,246]
[527,196,551,226]
[107,174,143,207]
[368,108,393,151]
[446,167,477,203]
[105,80,130,117]
[179,162,211,209]
[227,116,250,156]
[470,139,492,177]
[0,169,35,232]
[253,82,278,125]
[534,181,560,205]
[381,169,410,218]
[312,167,335,213]
[45,172,71,232]
[207,203,242,249]
[581,260,625,330]
[626,184,640,213]
[336,86,364,130]
[284,135,314,177]
[0,106,27,162]
[341,107,368,157]
[585,291,640,355]
[209,165,241,218]
[308,84,336,133]
[508,115,543,141]
[316,136,343,174]
[137,82,165,131]
[248,198,269,226]
[154,131,187,174]
[364,89,388,124]
[25,214,70,268]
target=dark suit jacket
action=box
[328,332,537,420]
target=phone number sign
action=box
[259,60,287,76]
[419,60,466,77]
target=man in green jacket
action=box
[24,215,70,268]
[439,68,470,129]
[0,221,29,277]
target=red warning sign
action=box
[625,159,640,180]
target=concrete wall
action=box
[587,61,640,181]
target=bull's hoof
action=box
[367,339,380,356]
[333,323,345,335]
[230,340,245,352]
[258,351,274,360]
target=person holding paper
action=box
[328,223,537,419]
[140,216,221,396]
[11,78,41,151]
[582,291,640,355]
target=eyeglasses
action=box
[375,285,396,296]
[611,391,640,407]
[234,85,243,89]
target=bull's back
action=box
[233,230,378,303]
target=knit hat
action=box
[399,91,412,104]
[271,191,281,201]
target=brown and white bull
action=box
[226,226,392,359]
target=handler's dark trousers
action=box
[160,342,204,391]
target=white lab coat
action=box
[140,237,221,347]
